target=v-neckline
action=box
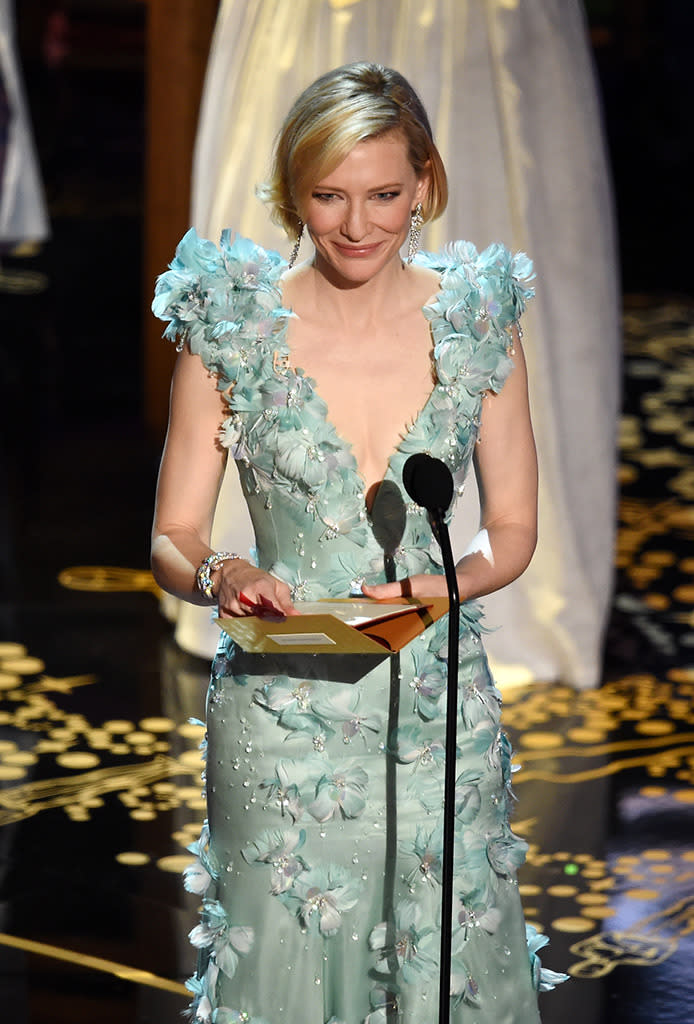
[277,269,442,498]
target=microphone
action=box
[370,479,407,584]
[403,453,454,547]
[402,453,454,515]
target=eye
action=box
[373,191,401,201]
[312,191,338,203]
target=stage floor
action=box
[1,238,693,1022]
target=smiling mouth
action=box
[333,242,382,257]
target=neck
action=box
[309,251,411,326]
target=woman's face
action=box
[300,131,429,284]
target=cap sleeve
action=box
[151,227,290,392]
[418,240,535,397]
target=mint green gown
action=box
[153,231,565,1024]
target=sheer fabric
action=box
[0,0,49,245]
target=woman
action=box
[152,63,564,1024]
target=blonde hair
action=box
[258,63,448,239]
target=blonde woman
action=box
[153,64,565,1024]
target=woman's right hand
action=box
[213,560,298,618]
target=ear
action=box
[415,162,432,209]
[289,197,304,229]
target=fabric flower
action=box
[461,343,514,397]
[454,768,482,824]
[406,768,444,814]
[453,831,494,904]
[183,857,212,896]
[219,414,243,449]
[185,960,218,1023]
[274,428,341,488]
[422,238,479,273]
[315,488,371,545]
[526,925,570,991]
[457,720,497,764]
[264,755,327,815]
[310,686,381,743]
[460,668,502,729]
[307,764,369,822]
[450,958,482,1008]
[321,550,384,597]
[369,899,438,983]
[390,724,446,769]
[409,648,447,720]
[289,864,362,936]
[487,827,529,879]
[253,677,328,737]
[403,824,444,888]
[363,986,400,1024]
[186,820,220,888]
[189,901,254,980]
[480,726,519,796]
[219,229,284,290]
[264,561,322,606]
[453,887,502,947]
[241,827,307,893]
[259,761,304,822]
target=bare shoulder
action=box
[279,260,313,310]
[406,262,441,308]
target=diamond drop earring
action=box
[406,203,424,264]
[288,221,304,269]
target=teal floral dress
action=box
[153,230,565,1024]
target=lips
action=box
[333,242,382,258]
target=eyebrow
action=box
[312,182,405,192]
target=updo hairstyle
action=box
[258,62,448,240]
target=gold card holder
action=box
[217,597,449,656]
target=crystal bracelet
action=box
[195,551,241,601]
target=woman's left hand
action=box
[361,575,451,601]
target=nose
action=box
[341,201,369,241]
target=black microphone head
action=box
[370,479,407,556]
[402,453,454,513]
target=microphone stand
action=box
[401,452,460,1023]
[429,509,460,1024]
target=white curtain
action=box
[170,0,620,690]
[0,0,49,244]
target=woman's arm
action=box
[455,333,538,599]
[151,349,296,616]
[362,332,538,602]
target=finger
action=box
[218,597,251,618]
[360,581,404,600]
[272,593,299,617]
[257,594,287,620]
[270,579,299,616]
[233,591,280,618]
[230,575,296,617]
[237,586,293,619]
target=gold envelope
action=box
[217,597,449,656]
